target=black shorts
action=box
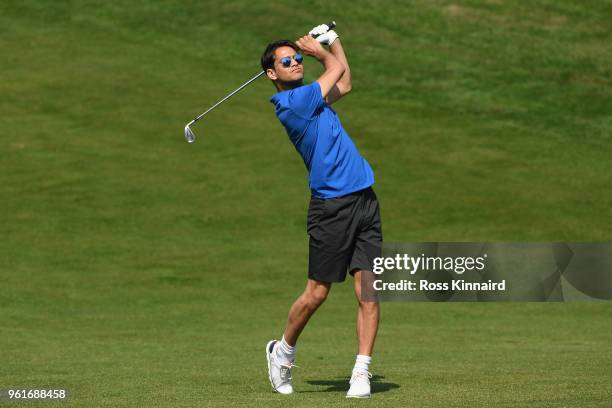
[307,187,383,283]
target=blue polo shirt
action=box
[270,82,374,199]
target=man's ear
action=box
[266,68,278,81]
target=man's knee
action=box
[305,284,330,308]
[358,298,379,312]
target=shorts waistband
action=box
[311,186,374,200]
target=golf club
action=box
[184,21,336,143]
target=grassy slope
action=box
[1,1,611,407]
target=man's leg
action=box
[283,278,331,346]
[353,270,379,356]
[346,270,379,398]
[266,279,331,395]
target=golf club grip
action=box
[311,21,336,38]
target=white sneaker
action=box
[265,340,294,394]
[346,369,372,398]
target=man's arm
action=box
[324,39,352,105]
[296,35,345,99]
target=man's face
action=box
[267,46,304,85]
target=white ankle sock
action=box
[275,336,296,365]
[353,354,371,373]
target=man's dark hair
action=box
[261,40,299,71]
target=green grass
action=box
[1,0,611,406]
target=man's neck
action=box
[276,79,303,92]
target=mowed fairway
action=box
[1,1,612,407]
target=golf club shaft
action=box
[190,71,266,124]
[185,20,337,142]
[189,21,335,125]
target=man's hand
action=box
[295,35,345,99]
[295,35,326,60]
[309,24,339,46]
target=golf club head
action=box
[184,123,196,143]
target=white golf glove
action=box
[309,24,339,45]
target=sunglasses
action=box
[279,53,304,68]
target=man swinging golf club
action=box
[262,24,382,398]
